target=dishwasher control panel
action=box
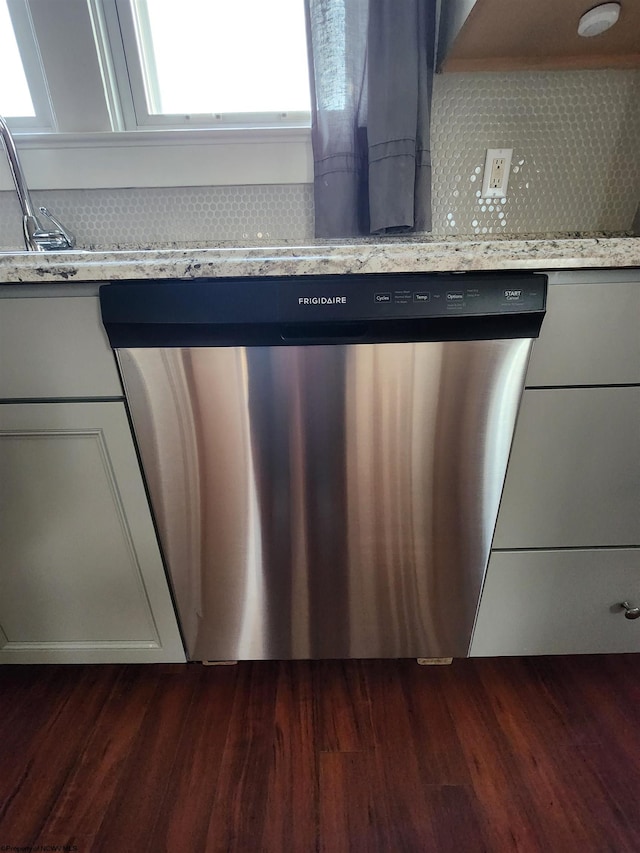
[100,272,547,347]
[281,272,546,321]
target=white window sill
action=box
[0,128,313,191]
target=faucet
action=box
[0,114,75,251]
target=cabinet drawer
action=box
[0,296,122,399]
[494,387,640,548]
[526,274,640,387]
[471,549,640,656]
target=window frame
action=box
[0,0,312,192]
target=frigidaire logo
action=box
[298,296,347,305]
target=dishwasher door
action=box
[116,339,530,660]
[101,273,546,660]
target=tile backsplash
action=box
[430,69,640,237]
[0,68,638,249]
[0,184,315,251]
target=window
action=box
[111,0,311,129]
[0,0,312,189]
[0,1,34,117]
[0,0,54,130]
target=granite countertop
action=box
[0,234,638,283]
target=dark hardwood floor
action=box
[1,655,639,852]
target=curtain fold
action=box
[305,0,435,238]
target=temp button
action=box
[374,292,391,303]
[413,292,431,303]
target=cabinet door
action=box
[526,277,640,387]
[494,387,640,548]
[0,402,185,663]
[471,549,640,656]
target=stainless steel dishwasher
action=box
[100,272,546,661]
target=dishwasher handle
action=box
[279,322,369,343]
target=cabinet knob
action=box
[620,601,640,620]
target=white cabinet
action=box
[0,401,185,663]
[525,277,640,387]
[0,289,184,663]
[471,550,640,656]
[0,295,122,399]
[472,270,640,657]
[493,387,640,549]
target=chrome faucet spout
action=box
[0,114,75,251]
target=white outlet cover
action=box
[482,148,513,198]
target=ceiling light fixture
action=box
[577,2,622,37]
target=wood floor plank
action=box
[38,664,162,846]
[0,665,122,842]
[608,653,640,712]
[0,665,59,743]
[549,745,640,853]
[426,784,491,853]
[575,744,640,847]
[530,656,640,846]
[319,751,392,853]
[500,656,604,746]
[147,663,239,852]
[365,663,439,850]
[0,665,73,790]
[477,658,610,851]
[570,655,640,744]
[88,665,200,853]
[402,662,475,786]
[312,660,375,753]
[529,654,638,746]
[440,661,550,851]
[261,662,320,852]
[204,661,280,852]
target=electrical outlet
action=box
[489,158,506,188]
[481,148,513,198]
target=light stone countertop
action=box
[0,235,638,284]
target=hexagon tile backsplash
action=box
[0,184,316,251]
[430,70,640,238]
[0,68,638,249]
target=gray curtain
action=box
[305,0,435,237]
